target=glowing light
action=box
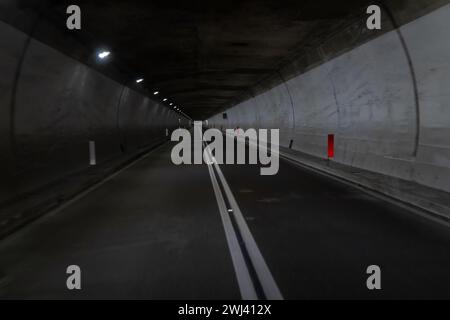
[98,51,110,59]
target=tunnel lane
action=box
[1,138,450,299]
[0,142,240,299]
[219,137,450,299]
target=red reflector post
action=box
[328,134,334,159]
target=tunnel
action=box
[1,0,450,301]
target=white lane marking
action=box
[204,143,284,300]
[204,145,258,300]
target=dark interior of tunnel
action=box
[0,0,424,119]
[1,0,450,304]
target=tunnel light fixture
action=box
[163,98,168,102]
[98,51,110,59]
[169,103,173,106]
[136,78,144,83]
[153,91,159,95]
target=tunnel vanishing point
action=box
[1,0,450,300]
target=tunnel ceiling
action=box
[22,0,373,119]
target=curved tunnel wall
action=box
[208,4,450,193]
[0,20,183,206]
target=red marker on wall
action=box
[328,134,334,159]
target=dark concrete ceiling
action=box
[15,0,376,119]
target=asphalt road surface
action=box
[1,140,450,299]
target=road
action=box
[1,140,450,299]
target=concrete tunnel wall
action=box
[208,4,450,193]
[0,20,184,206]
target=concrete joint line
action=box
[277,70,296,132]
[380,1,421,158]
[9,10,44,171]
